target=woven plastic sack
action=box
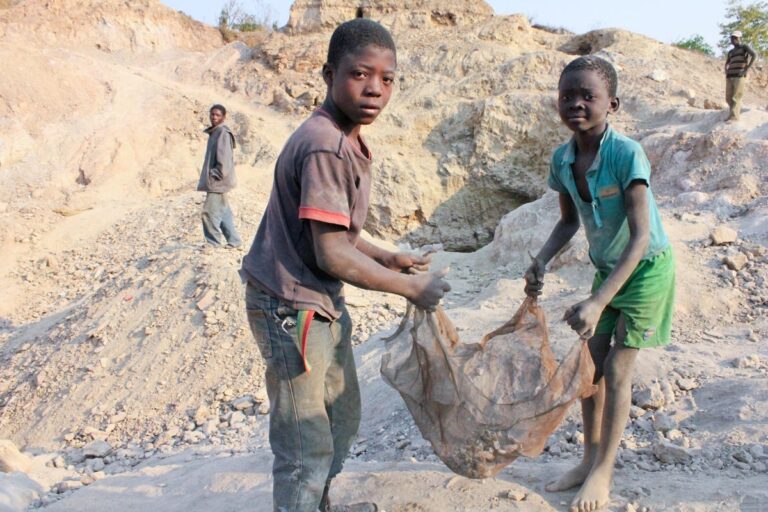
[380,297,596,479]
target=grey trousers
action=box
[245,284,361,512]
[201,192,242,247]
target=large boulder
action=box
[0,440,32,473]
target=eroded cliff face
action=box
[224,9,765,250]
[286,0,494,34]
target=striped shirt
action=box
[726,44,756,77]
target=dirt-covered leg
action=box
[571,316,637,512]
[546,334,611,492]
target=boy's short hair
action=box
[210,104,227,115]
[326,18,396,69]
[560,56,618,97]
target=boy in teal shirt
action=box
[525,56,675,512]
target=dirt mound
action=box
[0,0,222,53]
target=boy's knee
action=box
[604,350,637,390]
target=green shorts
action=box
[592,247,675,349]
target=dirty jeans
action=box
[245,284,361,512]
[725,76,745,120]
[201,192,242,247]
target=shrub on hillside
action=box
[674,35,716,56]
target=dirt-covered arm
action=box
[311,221,449,309]
[533,192,581,266]
[356,237,431,273]
[745,45,757,71]
[524,192,580,297]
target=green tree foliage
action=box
[674,35,715,56]
[218,0,274,32]
[719,0,768,57]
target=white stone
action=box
[676,378,698,391]
[735,355,761,368]
[506,489,526,501]
[633,384,665,410]
[723,251,748,271]
[87,458,105,472]
[653,413,677,433]
[193,405,209,426]
[231,396,255,411]
[56,480,83,493]
[229,411,246,425]
[0,440,33,473]
[83,440,112,458]
[653,440,693,465]
[710,226,738,245]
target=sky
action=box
[161,0,730,51]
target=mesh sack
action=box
[380,297,596,478]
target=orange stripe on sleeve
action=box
[299,207,350,229]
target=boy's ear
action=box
[322,63,334,88]
[609,96,620,114]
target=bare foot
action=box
[569,469,611,512]
[544,462,591,492]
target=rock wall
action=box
[286,0,494,34]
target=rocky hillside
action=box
[220,4,768,250]
[0,1,766,510]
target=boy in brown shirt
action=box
[240,19,450,512]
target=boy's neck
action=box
[321,98,362,141]
[573,123,608,156]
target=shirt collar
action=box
[561,124,613,168]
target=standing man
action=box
[197,104,242,248]
[724,30,756,122]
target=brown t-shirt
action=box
[240,108,372,320]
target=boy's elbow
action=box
[633,232,650,253]
[563,216,580,232]
[315,245,343,277]
[314,249,333,275]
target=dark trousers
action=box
[245,284,361,512]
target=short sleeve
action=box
[298,151,354,229]
[618,144,651,190]
[547,157,567,194]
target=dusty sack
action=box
[380,297,596,478]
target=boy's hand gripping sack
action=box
[380,297,596,478]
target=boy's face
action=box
[210,109,225,127]
[557,69,619,136]
[323,45,397,126]
[731,35,740,45]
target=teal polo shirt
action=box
[548,125,669,274]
